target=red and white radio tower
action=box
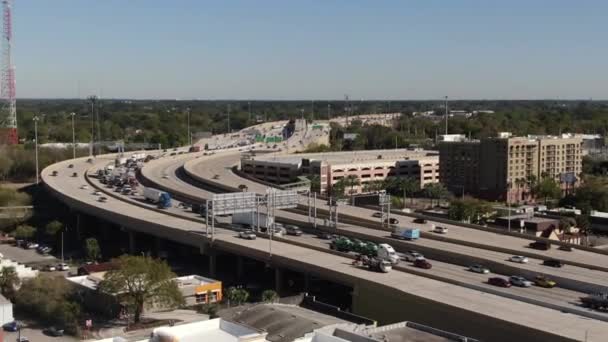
[0,0,16,145]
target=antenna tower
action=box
[0,0,15,144]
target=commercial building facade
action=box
[439,133,583,203]
[241,149,440,195]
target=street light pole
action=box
[33,116,40,184]
[70,112,76,159]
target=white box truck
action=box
[232,212,274,229]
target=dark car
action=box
[558,245,573,252]
[372,212,382,218]
[72,172,78,177]
[488,277,512,288]
[543,259,563,268]
[43,327,64,337]
[413,218,427,224]
[2,321,19,332]
[68,164,74,168]
[317,232,333,240]
[384,218,399,225]
[529,241,551,250]
[413,259,432,269]
[285,225,303,236]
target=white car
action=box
[57,263,70,271]
[433,226,448,234]
[92,190,102,196]
[509,276,532,287]
[80,185,89,190]
[469,264,490,274]
[509,255,529,264]
[403,251,425,262]
[238,230,257,240]
[162,175,169,179]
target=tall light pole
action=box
[227,104,231,134]
[33,116,39,184]
[70,112,76,159]
[248,101,251,123]
[444,96,449,135]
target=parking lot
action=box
[0,244,57,267]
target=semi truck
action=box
[352,254,392,273]
[581,294,608,310]
[143,187,172,209]
[391,228,420,240]
[232,211,274,229]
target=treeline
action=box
[0,146,89,182]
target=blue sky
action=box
[13,0,608,99]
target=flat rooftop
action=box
[249,149,438,166]
[175,275,220,287]
[220,303,348,342]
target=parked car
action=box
[43,327,64,337]
[57,263,70,271]
[238,230,257,240]
[543,259,563,268]
[534,275,556,288]
[2,321,20,332]
[384,218,399,225]
[509,255,529,263]
[413,218,427,224]
[413,259,432,269]
[433,226,448,234]
[558,245,573,252]
[469,264,490,274]
[529,241,551,250]
[488,277,511,288]
[284,225,303,236]
[509,276,533,287]
[403,250,425,262]
[372,212,382,218]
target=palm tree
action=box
[0,266,19,300]
[424,183,448,207]
[331,178,347,199]
[344,175,360,203]
[395,177,419,208]
[363,180,384,193]
[308,175,321,194]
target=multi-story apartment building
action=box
[241,149,439,195]
[439,133,583,203]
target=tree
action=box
[362,180,384,193]
[344,175,360,201]
[85,238,101,261]
[45,220,63,236]
[558,217,576,231]
[392,177,419,207]
[12,224,36,240]
[99,255,184,323]
[331,178,347,199]
[308,175,321,194]
[424,183,449,207]
[261,289,279,303]
[0,266,19,300]
[532,178,562,204]
[225,286,249,307]
[448,197,492,224]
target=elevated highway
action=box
[43,154,608,341]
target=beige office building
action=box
[439,133,583,203]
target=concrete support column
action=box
[304,273,310,293]
[236,256,244,280]
[208,253,217,278]
[275,268,283,295]
[128,230,136,254]
[351,283,360,314]
[154,237,164,257]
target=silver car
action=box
[469,264,490,274]
[238,230,256,240]
[509,276,532,287]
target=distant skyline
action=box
[13,0,608,100]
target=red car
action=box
[488,277,511,288]
[413,259,432,269]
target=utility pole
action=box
[70,112,76,159]
[444,96,449,135]
[33,115,39,184]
